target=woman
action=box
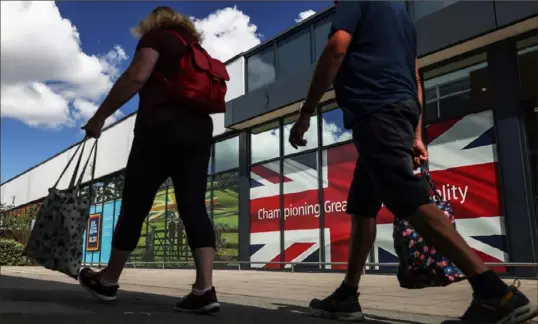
[79,6,219,314]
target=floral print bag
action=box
[393,163,466,289]
[25,139,97,279]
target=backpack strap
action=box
[153,30,193,83]
[170,30,192,46]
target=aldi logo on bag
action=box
[86,213,101,252]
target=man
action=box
[288,2,537,323]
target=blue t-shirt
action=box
[330,1,418,128]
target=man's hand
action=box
[412,138,428,169]
[82,116,105,139]
[288,112,311,149]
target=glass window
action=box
[206,177,212,217]
[439,77,471,97]
[321,106,352,146]
[321,143,357,270]
[423,54,508,272]
[215,136,239,173]
[412,0,459,20]
[282,152,320,270]
[425,88,438,102]
[79,185,91,201]
[165,187,193,263]
[212,171,239,262]
[247,47,276,92]
[249,161,281,269]
[251,122,280,164]
[424,101,439,123]
[277,28,312,79]
[146,187,167,262]
[91,182,104,204]
[438,92,473,120]
[314,15,333,61]
[102,179,116,202]
[208,148,213,175]
[283,114,318,155]
[424,54,489,122]
[115,173,124,199]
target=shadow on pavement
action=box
[0,275,429,324]
[272,303,426,324]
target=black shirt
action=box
[330,1,418,129]
[134,27,213,135]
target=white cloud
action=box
[193,6,276,92]
[0,4,266,130]
[0,1,128,129]
[193,6,262,62]
[295,10,316,23]
[72,99,124,128]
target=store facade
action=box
[1,2,536,277]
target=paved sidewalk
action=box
[1,267,537,323]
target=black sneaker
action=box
[174,287,220,314]
[78,267,119,302]
[443,280,538,323]
[309,290,365,322]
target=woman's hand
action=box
[82,116,105,139]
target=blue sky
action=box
[1,1,333,183]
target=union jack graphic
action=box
[249,110,508,272]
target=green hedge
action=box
[0,238,29,266]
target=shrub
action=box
[0,238,28,266]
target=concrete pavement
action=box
[1,266,537,323]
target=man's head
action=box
[131,6,201,41]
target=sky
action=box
[0,1,334,183]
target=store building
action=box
[1,2,537,277]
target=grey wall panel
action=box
[225,66,317,127]
[416,1,496,56]
[225,102,234,127]
[495,1,538,28]
[266,66,315,113]
[229,86,268,123]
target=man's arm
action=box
[301,1,362,115]
[93,48,159,122]
[415,58,424,141]
[301,31,351,114]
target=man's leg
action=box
[78,135,167,302]
[363,101,537,323]
[343,216,377,288]
[309,158,381,322]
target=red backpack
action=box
[154,31,230,115]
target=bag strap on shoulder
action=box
[170,30,195,47]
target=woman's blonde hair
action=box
[131,6,202,41]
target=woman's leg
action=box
[79,135,167,301]
[170,140,218,312]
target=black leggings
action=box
[112,123,215,252]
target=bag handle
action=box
[75,140,98,191]
[68,140,88,189]
[52,138,86,189]
[419,162,443,202]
